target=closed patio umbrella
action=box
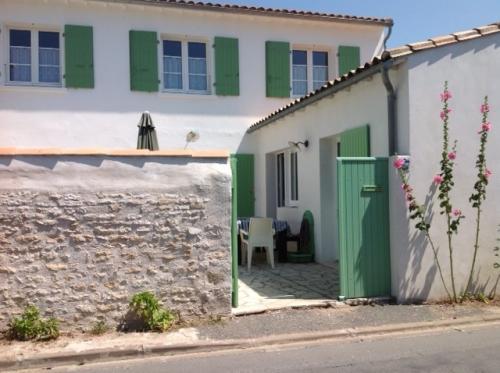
[137,111,159,150]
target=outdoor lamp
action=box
[185,130,200,148]
[288,140,309,151]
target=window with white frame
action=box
[292,50,307,96]
[291,48,329,96]
[277,152,285,207]
[290,151,299,201]
[312,51,328,90]
[163,39,209,93]
[8,28,61,85]
[276,150,299,207]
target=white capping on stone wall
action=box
[0,151,231,330]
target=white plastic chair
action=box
[240,218,275,272]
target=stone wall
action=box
[0,153,231,331]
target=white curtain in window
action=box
[188,57,207,91]
[39,48,60,83]
[10,46,31,82]
[164,56,182,89]
[293,65,307,95]
[313,66,328,90]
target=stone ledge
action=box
[0,148,229,159]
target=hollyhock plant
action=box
[466,96,493,294]
[433,175,444,185]
[393,158,405,169]
[448,151,456,160]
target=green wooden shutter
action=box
[64,25,94,88]
[339,125,370,157]
[338,46,360,76]
[129,30,159,92]
[214,37,239,96]
[266,41,290,98]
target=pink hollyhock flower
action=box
[393,158,405,169]
[481,104,490,114]
[440,91,452,102]
[448,151,456,160]
[453,209,462,217]
[440,108,452,120]
[484,168,492,179]
[433,174,444,185]
[482,122,492,132]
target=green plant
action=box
[129,292,175,332]
[7,305,59,341]
[90,320,109,336]
[465,97,492,294]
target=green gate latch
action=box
[362,185,383,192]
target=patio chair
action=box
[240,218,275,271]
[287,210,315,263]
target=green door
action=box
[337,158,391,299]
[231,154,254,218]
[230,157,239,307]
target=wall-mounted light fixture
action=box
[288,140,309,151]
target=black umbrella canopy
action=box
[137,111,159,151]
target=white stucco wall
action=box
[248,74,391,263]
[0,0,386,151]
[390,33,500,302]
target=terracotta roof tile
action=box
[97,0,393,25]
[248,22,500,133]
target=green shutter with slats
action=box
[338,46,361,76]
[129,30,159,92]
[214,37,239,96]
[64,25,94,88]
[339,125,370,157]
[266,41,290,98]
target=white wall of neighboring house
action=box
[390,34,500,302]
[247,32,500,302]
[247,74,392,263]
[0,0,386,151]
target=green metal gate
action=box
[230,156,239,307]
[337,157,391,299]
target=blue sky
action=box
[218,0,500,47]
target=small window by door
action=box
[290,151,299,201]
[276,153,285,207]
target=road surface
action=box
[22,323,500,372]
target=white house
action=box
[245,23,500,302]
[0,0,390,151]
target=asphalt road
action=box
[28,324,500,373]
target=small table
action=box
[237,218,290,264]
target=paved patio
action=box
[234,252,340,314]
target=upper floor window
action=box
[162,38,209,93]
[291,48,329,96]
[9,29,61,86]
[312,51,328,90]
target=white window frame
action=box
[4,25,63,88]
[276,150,300,208]
[161,34,212,95]
[290,45,332,98]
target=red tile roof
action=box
[97,0,393,25]
[248,22,500,133]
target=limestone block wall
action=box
[0,151,231,331]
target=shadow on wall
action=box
[396,183,438,303]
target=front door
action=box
[337,157,391,299]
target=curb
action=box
[2,314,500,371]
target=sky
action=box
[215,0,500,47]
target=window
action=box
[8,28,61,85]
[290,151,299,201]
[162,39,209,93]
[291,48,329,96]
[292,50,307,96]
[277,153,285,207]
[163,40,182,90]
[313,51,328,90]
